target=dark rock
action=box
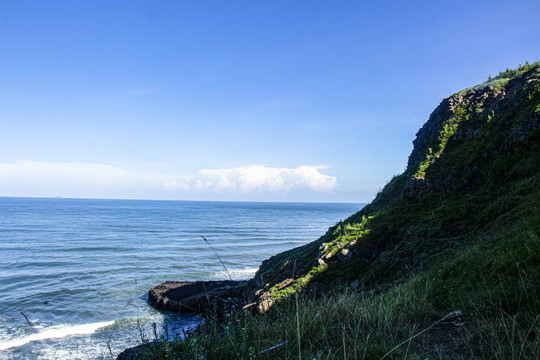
[403,177,430,199]
[116,342,156,360]
[510,110,540,142]
[148,280,247,313]
[337,249,352,262]
[406,66,540,174]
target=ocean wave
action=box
[0,320,114,351]
[211,267,258,280]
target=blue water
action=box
[0,197,362,359]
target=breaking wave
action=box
[0,321,114,351]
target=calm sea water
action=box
[0,197,362,359]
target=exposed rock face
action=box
[510,110,540,142]
[403,174,457,199]
[148,280,247,313]
[407,67,540,173]
[403,66,540,200]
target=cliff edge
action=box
[243,62,540,315]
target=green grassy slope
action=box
[140,63,540,359]
[247,62,540,309]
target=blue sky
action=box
[0,0,539,202]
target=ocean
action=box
[0,197,363,359]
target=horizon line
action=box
[0,195,367,205]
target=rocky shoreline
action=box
[117,280,251,360]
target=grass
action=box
[136,217,539,358]
[137,248,538,359]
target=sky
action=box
[0,1,539,203]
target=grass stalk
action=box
[201,236,233,281]
[380,310,462,360]
[295,286,302,360]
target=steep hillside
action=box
[138,63,540,359]
[245,62,540,312]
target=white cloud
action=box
[164,165,337,193]
[164,179,190,191]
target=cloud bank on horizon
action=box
[0,161,337,199]
[165,165,337,193]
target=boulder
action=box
[337,249,352,262]
[116,342,156,360]
[148,280,247,313]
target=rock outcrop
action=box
[148,280,247,313]
[407,66,540,174]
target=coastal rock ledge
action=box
[148,280,247,313]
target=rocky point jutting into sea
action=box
[120,62,540,359]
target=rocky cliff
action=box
[244,62,540,313]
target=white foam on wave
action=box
[0,320,115,351]
[212,267,259,280]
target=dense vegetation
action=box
[131,62,540,359]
